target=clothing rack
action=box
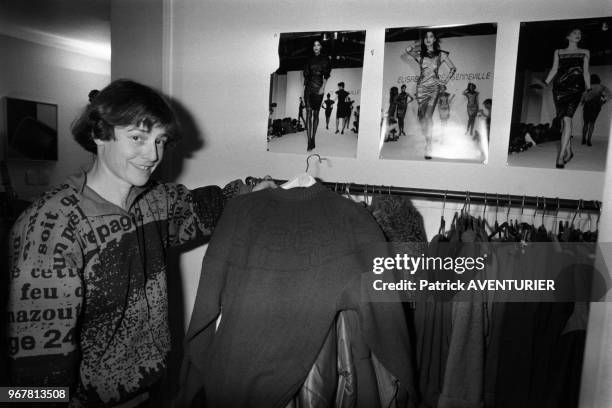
[245,176,602,212]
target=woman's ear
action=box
[92,130,104,146]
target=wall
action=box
[169,0,610,322]
[0,34,110,201]
[111,0,164,89]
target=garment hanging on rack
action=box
[367,199,487,408]
[178,183,417,407]
[490,218,599,408]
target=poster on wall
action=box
[379,23,497,163]
[508,17,612,171]
[267,30,366,157]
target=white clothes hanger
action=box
[281,154,322,189]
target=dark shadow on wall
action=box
[159,97,206,184]
[156,96,207,404]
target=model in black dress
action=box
[581,74,610,146]
[323,93,335,129]
[303,40,331,151]
[335,82,349,134]
[544,28,590,168]
[298,97,306,129]
[396,84,414,136]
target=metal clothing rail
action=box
[245,176,602,212]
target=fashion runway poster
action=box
[267,30,366,158]
[379,23,497,163]
[507,17,612,172]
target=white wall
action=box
[382,34,496,135]
[170,0,610,320]
[111,0,164,89]
[0,34,110,201]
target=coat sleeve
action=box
[176,196,242,407]
[6,203,83,393]
[164,180,252,247]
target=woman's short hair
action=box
[564,27,582,46]
[72,79,179,154]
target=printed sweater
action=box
[6,172,247,407]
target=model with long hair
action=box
[544,28,590,168]
[303,39,331,151]
[405,30,457,159]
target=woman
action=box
[438,85,455,127]
[581,74,610,146]
[396,84,415,136]
[384,86,400,142]
[463,82,479,137]
[544,28,590,168]
[298,97,306,129]
[303,40,331,151]
[323,93,335,129]
[6,80,275,407]
[335,82,349,134]
[405,30,457,159]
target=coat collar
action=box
[65,171,150,217]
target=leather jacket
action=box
[286,310,411,408]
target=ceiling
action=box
[0,0,111,60]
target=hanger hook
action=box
[587,200,594,232]
[597,201,601,228]
[521,195,525,216]
[506,194,511,222]
[443,190,447,214]
[388,185,391,196]
[495,193,499,223]
[468,191,472,214]
[483,192,487,219]
[542,197,546,225]
[305,154,322,173]
[571,199,581,226]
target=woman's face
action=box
[424,31,436,48]
[313,41,322,54]
[567,29,582,44]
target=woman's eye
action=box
[155,138,168,145]
[131,135,144,142]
